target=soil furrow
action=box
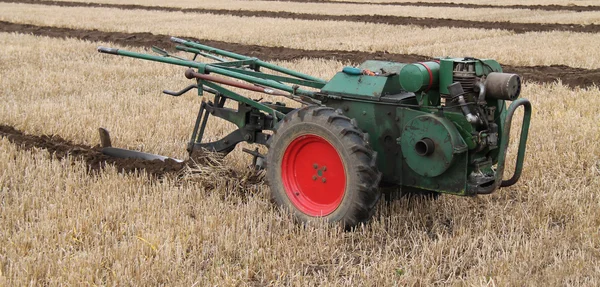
[0,125,185,177]
[4,0,600,34]
[2,21,598,89]
[265,0,600,12]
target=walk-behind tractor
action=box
[97,37,531,228]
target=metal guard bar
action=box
[495,98,532,189]
[476,98,531,195]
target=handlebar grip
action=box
[97,46,119,55]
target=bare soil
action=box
[265,0,600,12]
[0,124,185,177]
[4,0,599,34]
[1,21,598,89]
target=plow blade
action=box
[98,128,183,163]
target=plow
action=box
[97,37,531,228]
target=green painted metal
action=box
[321,61,406,98]
[101,47,318,98]
[395,108,469,195]
[444,112,477,150]
[217,66,326,89]
[358,60,407,74]
[399,61,440,93]
[175,46,227,62]
[98,38,532,199]
[438,57,502,95]
[321,73,391,97]
[495,98,532,188]
[399,112,467,177]
[171,37,327,84]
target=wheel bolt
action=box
[313,163,318,169]
[322,166,327,171]
[322,177,327,183]
[312,175,317,181]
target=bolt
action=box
[312,175,317,181]
[244,134,251,141]
[322,177,327,183]
[295,192,300,196]
[362,111,367,115]
[313,163,318,169]
[322,166,327,171]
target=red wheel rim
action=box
[281,134,346,216]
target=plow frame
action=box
[99,37,331,157]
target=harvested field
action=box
[19,0,600,26]
[1,21,599,89]
[321,0,600,8]
[1,3,600,69]
[1,0,599,285]
[0,125,185,177]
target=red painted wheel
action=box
[281,135,346,216]
[266,106,382,228]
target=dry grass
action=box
[1,32,600,285]
[44,0,600,25]
[329,0,600,6]
[2,3,600,69]
[0,33,333,167]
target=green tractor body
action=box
[97,37,531,227]
[319,58,527,196]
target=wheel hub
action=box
[281,135,346,216]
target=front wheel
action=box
[266,107,381,228]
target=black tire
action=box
[266,106,382,228]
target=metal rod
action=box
[99,46,204,69]
[176,46,227,62]
[202,81,285,120]
[478,98,531,194]
[197,101,211,144]
[171,37,327,84]
[163,84,197,97]
[185,69,290,96]
[98,46,316,98]
[500,99,532,187]
[188,101,207,153]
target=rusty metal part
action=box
[98,127,112,148]
[185,68,290,97]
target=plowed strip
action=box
[267,0,600,12]
[19,0,600,25]
[0,124,185,177]
[4,0,598,33]
[1,21,597,89]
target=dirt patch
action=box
[265,0,600,12]
[0,125,185,177]
[0,124,265,193]
[2,21,598,89]
[4,0,599,34]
